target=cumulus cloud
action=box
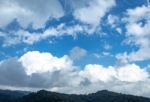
[0,51,150,97]
[118,5,150,62]
[80,64,148,83]
[19,51,72,75]
[0,51,79,89]
[74,0,116,26]
[116,64,149,82]
[80,64,116,82]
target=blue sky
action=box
[0,0,150,97]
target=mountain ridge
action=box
[0,89,150,102]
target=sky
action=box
[0,0,150,97]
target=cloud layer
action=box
[0,51,150,97]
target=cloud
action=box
[118,5,150,62]
[80,64,116,82]
[19,51,72,75]
[80,64,148,83]
[0,58,28,87]
[0,0,116,31]
[0,51,79,89]
[73,0,116,26]
[107,14,119,28]
[116,52,129,65]
[0,0,117,46]
[0,51,150,97]
[0,24,87,46]
[69,46,87,60]
[107,14,122,33]
[0,0,64,28]
[116,64,149,82]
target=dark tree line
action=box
[0,89,150,102]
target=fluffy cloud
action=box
[19,51,72,75]
[118,5,150,62]
[80,64,116,82]
[116,64,149,82]
[80,64,148,83]
[0,0,64,28]
[74,0,116,26]
[0,51,150,97]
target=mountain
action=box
[0,89,150,102]
[0,89,30,102]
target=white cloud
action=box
[73,0,116,26]
[128,47,150,61]
[80,64,116,82]
[19,51,72,75]
[116,64,149,82]
[124,5,150,23]
[126,22,150,38]
[20,28,59,45]
[0,0,64,28]
[80,64,148,83]
[69,46,87,60]
[118,5,150,62]
[1,24,88,46]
